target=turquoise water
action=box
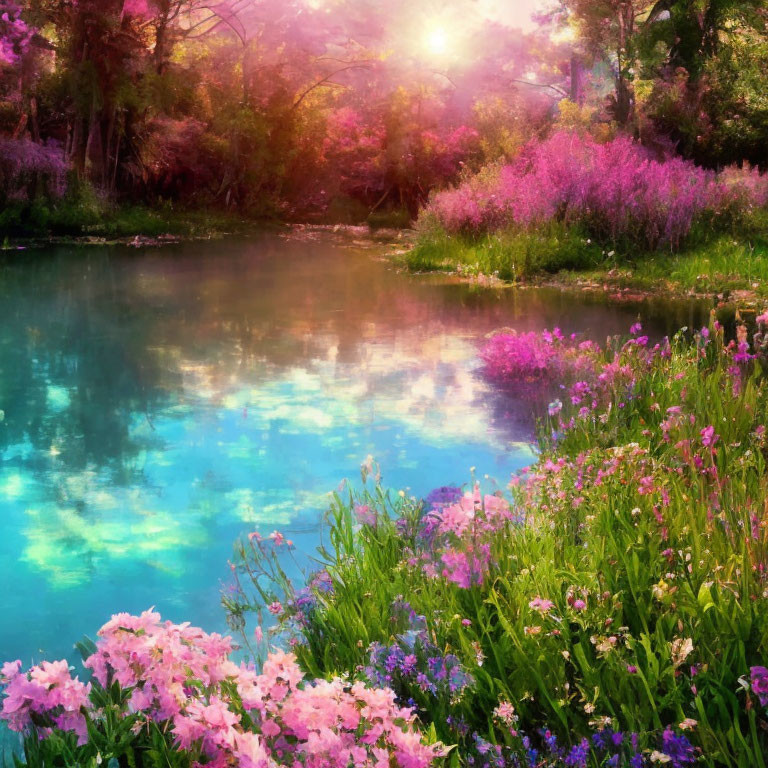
[0,232,706,666]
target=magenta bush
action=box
[0,1,32,68]
[427,131,768,250]
[480,327,599,386]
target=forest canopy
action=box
[2,0,767,228]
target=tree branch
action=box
[506,77,568,98]
[292,64,373,109]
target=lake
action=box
[0,230,707,665]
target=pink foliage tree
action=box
[0,1,31,69]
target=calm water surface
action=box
[0,232,707,664]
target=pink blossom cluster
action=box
[416,485,520,588]
[1,610,441,768]
[720,165,768,211]
[0,659,91,744]
[480,327,599,386]
[428,131,768,249]
[0,2,32,68]
[122,0,155,19]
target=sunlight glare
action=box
[425,25,449,56]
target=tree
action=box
[552,0,654,125]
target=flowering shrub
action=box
[720,165,768,211]
[480,327,599,387]
[425,130,768,250]
[0,138,68,202]
[364,599,473,704]
[0,2,32,69]
[227,315,768,767]
[1,610,442,768]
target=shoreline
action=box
[0,221,413,252]
[396,231,768,311]
[5,219,764,315]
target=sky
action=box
[476,0,545,31]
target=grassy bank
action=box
[0,191,258,243]
[228,320,768,767]
[0,188,413,244]
[404,219,768,299]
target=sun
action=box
[425,26,449,56]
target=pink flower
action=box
[700,426,718,448]
[233,731,271,768]
[2,611,441,768]
[440,546,489,588]
[354,504,377,527]
[438,499,475,537]
[529,597,555,614]
[0,659,90,744]
[173,713,207,750]
[0,660,21,681]
[267,601,283,615]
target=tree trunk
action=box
[28,97,40,143]
[614,70,633,125]
[242,42,255,104]
[570,54,585,105]
[612,4,635,126]
[154,14,169,74]
[84,94,101,182]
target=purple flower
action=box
[659,728,697,767]
[733,341,754,363]
[750,665,768,706]
[309,569,334,594]
[565,738,590,768]
[427,131,740,250]
[425,486,463,509]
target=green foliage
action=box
[0,174,249,239]
[226,325,768,766]
[406,214,768,297]
[407,221,606,281]
[9,677,200,768]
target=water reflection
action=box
[0,233,708,663]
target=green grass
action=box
[80,206,250,239]
[404,222,605,281]
[622,236,768,296]
[227,325,768,767]
[0,188,255,241]
[405,216,768,298]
